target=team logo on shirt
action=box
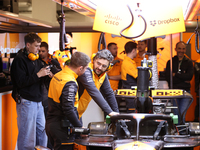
[85,70,93,82]
[68,85,75,101]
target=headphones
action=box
[106,63,113,71]
[24,49,39,61]
[28,53,39,61]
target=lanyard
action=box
[178,59,183,72]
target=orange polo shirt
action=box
[121,56,138,80]
[134,52,148,67]
[107,56,122,91]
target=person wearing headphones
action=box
[77,49,119,121]
[10,32,51,149]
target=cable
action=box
[59,0,67,52]
[186,18,200,54]
[97,32,106,51]
[120,4,147,39]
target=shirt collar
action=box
[63,66,78,79]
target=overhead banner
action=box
[93,0,185,41]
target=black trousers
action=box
[194,95,199,121]
[45,121,75,150]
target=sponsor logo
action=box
[152,90,183,96]
[117,89,137,97]
[117,89,183,97]
[150,20,156,26]
[68,85,75,101]
[150,18,180,27]
[85,70,93,82]
[0,46,20,54]
[54,76,62,82]
[104,14,122,26]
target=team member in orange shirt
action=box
[121,41,138,113]
[134,40,148,67]
[107,42,122,91]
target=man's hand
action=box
[108,111,119,116]
[37,66,50,78]
[48,71,54,78]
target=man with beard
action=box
[39,42,61,117]
[134,40,148,67]
[165,41,193,125]
[77,49,119,120]
[107,42,122,91]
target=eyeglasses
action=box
[96,61,108,69]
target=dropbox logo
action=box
[150,20,156,26]
[0,46,20,54]
[150,17,180,27]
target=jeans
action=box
[17,97,47,150]
[173,91,191,125]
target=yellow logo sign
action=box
[116,89,183,97]
[93,0,185,41]
[117,89,136,97]
[152,90,183,97]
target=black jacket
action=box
[11,48,44,102]
[165,55,194,91]
[194,61,200,95]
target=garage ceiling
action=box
[0,0,199,33]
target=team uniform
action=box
[107,56,122,91]
[121,56,138,88]
[134,52,148,67]
[77,62,119,118]
[46,66,82,150]
[121,56,138,113]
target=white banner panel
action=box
[93,0,185,40]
